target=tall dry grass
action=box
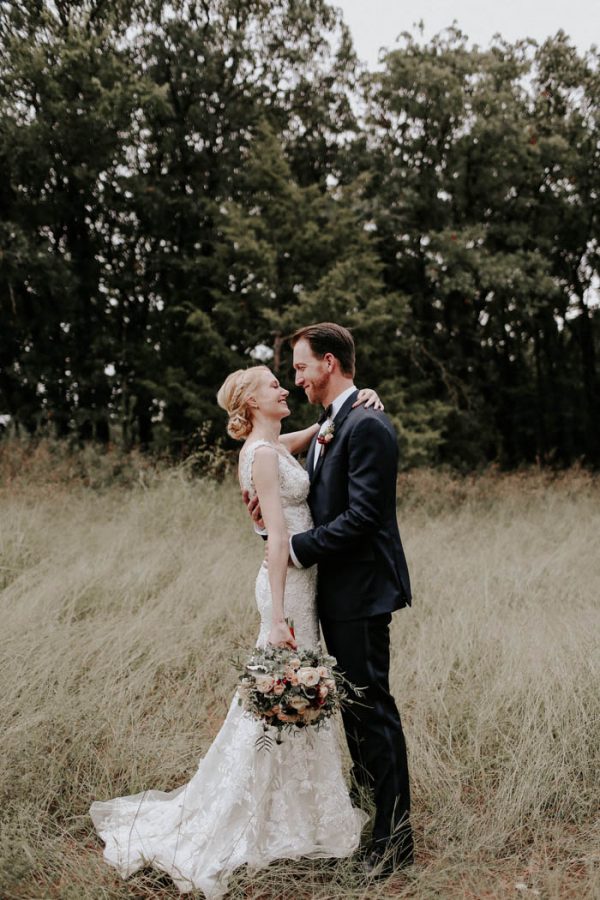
[1,445,599,898]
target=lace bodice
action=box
[239,439,318,650]
[239,439,314,537]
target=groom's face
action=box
[292,338,331,406]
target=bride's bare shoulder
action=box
[238,439,278,477]
[240,438,278,458]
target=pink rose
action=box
[317,666,330,678]
[273,682,285,696]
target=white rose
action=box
[297,667,320,687]
[254,675,275,693]
[317,666,330,679]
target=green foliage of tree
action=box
[0,7,597,468]
[0,0,144,440]
[363,27,599,467]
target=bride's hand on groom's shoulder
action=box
[354,388,384,411]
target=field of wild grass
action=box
[1,440,599,899]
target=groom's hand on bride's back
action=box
[242,489,266,531]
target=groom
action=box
[248,322,414,875]
[288,322,413,875]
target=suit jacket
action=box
[291,390,412,621]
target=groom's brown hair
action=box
[290,322,355,377]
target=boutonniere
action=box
[317,422,335,446]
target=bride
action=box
[89,365,381,896]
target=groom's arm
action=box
[291,415,395,567]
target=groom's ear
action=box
[323,352,336,372]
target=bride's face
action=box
[252,369,291,421]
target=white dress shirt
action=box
[309,384,357,474]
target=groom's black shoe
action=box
[362,847,414,881]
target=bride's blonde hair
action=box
[216,365,270,440]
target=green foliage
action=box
[362,27,599,466]
[0,7,598,467]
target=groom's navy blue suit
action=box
[291,390,413,862]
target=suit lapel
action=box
[312,441,326,481]
[311,390,359,484]
[330,390,359,432]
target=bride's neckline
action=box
[243,436,280,451]
[240,438,303,471]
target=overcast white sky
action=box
[335,0,598,67]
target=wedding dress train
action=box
[90,440,366,896]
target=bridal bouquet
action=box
[236,642,348,745]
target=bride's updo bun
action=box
[216,366,269,440]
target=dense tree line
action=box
[1,1,598,468]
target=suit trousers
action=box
[320,613,413,861]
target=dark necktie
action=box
[318,404,333,425]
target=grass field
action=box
[1,442,599,899]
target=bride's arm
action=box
[280,423,319,455]
[280,388,385,455]
[252,446,297,649]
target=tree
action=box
[1,11,597,468]
[363,28,599,466]
[0,0,142,441]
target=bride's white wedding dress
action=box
[90,439,366,897]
